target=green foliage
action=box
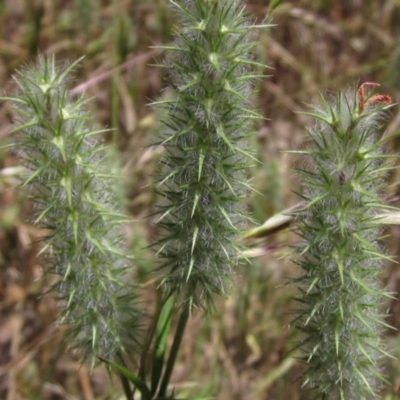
[6,56,143,364]
[292,87,394,399]
[153,0,267,310]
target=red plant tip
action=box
[358,82,391,113]
[365,94,392,109]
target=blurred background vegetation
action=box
[1,0,400,399]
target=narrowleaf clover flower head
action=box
[153,0,267,309]
[7,56,143,363]
[293,83,393,399]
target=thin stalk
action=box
[117,352,134,400]
[157,299,191,398]
[111,0,121,145]
[138,291,166,382]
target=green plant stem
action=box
[117,351,134,400]
[157,297,191,398]
[111,0,121,145]
[150,295,175,396]
[139,293,164,383]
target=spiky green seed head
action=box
[153,0,268,309]
[6,56,143,364]
[292,85,394,399]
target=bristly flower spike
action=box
[5,56,143,365]
[153,0,268,309]
[292,82,394,399]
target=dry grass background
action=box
[1,0,400,399]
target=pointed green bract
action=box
[154,0,267,308]
[293,87,393,399]
[8,56,143,364]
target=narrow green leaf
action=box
[151,296,174,396]
[98,357,152,399]
[269,0,283,12]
